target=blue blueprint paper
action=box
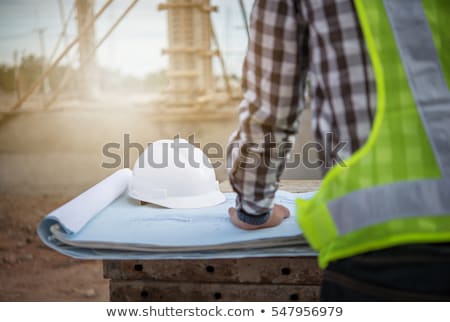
[38,190,317,259]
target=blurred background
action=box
[0,0,319,300]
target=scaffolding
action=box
[158,0,219,107]
[4,0,238,117]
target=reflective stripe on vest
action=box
[329,177,450,235]
[384,0,450,176]
[327,0,450,235]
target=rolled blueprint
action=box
[40,168,132,234]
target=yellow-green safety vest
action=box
[297,0,450,269]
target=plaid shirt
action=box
[228,0,376,224]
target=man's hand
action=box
[228,204,290,230]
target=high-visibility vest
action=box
[297,0,450,269]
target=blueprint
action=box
[37,169,317,259]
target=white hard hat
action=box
[128,138,225,208]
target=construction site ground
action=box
[0,94,319,301]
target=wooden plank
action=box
[158,3,218,12]
[166,70,199,77]
[104,257,322,285]
[162,48,217,56]
[110,280,320,302]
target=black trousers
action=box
[320,243,450,301]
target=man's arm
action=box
[228,0,309,229]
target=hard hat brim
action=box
[128,189,226,209]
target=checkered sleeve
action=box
[227,0,309,224]
[227,0,376,225]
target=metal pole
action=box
[57,0,69,48]
[35,27,51,94]
[49,1,76,64]
[210,17,233,99]
[238,0,250,40]
[13,51,21,103]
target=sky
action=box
[0,0,252,78]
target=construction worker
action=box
[228,0,450,300]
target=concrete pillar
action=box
[75,0,98,99]
[159,0,216,107]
